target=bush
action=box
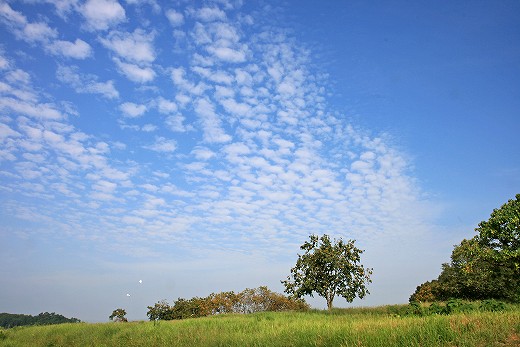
[403,299,508,317]
[480,299,506,312]
[406,302,424,316]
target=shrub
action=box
[480,299,506,312]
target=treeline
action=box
[0,312,81,328]
[146,286,309,321]
[410,194,520,303]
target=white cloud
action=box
[48,39,92,59]
[93,180,117,193]
[0,2,26,27]
[192,66,233,85]
[194,98,231,143]
[191,146,215,160]
[194,7,226,22]
[101,29,155,63]
[207,46,246,63]
[81,0,126,31]
[170,67,208,95]
[145,137,177,152]
[119,102,147,118]
[156,97,177,114]
[43,0,79,17]
[0,123,21,140]
[0,97,64,120]
[0,3,96,61]
[100,29,156,83]
[141,124,157,132]
[56,65,119,99]
[165,9,184,27]
[0,3,58,43]
[125,0,160,12]
[165,114,187,132]
[113,58,156,83]
[22,21,58,43]
[0,54,9,70]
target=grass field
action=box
[1,305,519,347]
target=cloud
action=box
[156,97,177,114]
[165,9,184,27]
[101,29,156,83]
[170,67,208,95]
[56,65,119,99]
[194,98,232,143]
[81,0,126,31]
[0,1,440,320]
[101,29,155,63]
[113,58,156,83]
[0,3,57,43]
[0,97,64,120]
[165,114,187,132]
[0,53,9,70]
[125,0,160,13]
[191,146,215,160]
[144,137,177,152]
[193,7,226,22]
[0,2,95,60]
[48,39,92,59]
[119,102,147,118]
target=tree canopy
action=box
[410,194,520,303]
[282,234,372,310]
[109,308,128,322]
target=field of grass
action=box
[1,305,519,347]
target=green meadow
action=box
[1,305,519,347]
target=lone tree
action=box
[109,308,127,322]
[282,234,373,310]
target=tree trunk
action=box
[326,293,334,311]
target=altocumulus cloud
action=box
[0,0,438,319]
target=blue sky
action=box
[0,0,518,322]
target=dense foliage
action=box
[282,234,372,310]
[0,312,80,328]
[146,286,308,321]
[411,194,520,303]
[404,299,508,317]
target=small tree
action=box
[146,300,174,322]
[282,234,372,310]
[109,308,127,322]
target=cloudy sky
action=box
[0,0,518,322]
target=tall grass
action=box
[1,305,519,346]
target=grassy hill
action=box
[1,305,519,347]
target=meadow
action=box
[1,305,519,347]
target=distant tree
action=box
[0,312,80,328]
[170,297,205,319]
[145,286,308,321]
[109,308,127,322]
[282,234,373,310]
[146,300,174,322]
[201,291,239,316]
[409,280,440,303]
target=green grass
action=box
[1,305,519,346]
